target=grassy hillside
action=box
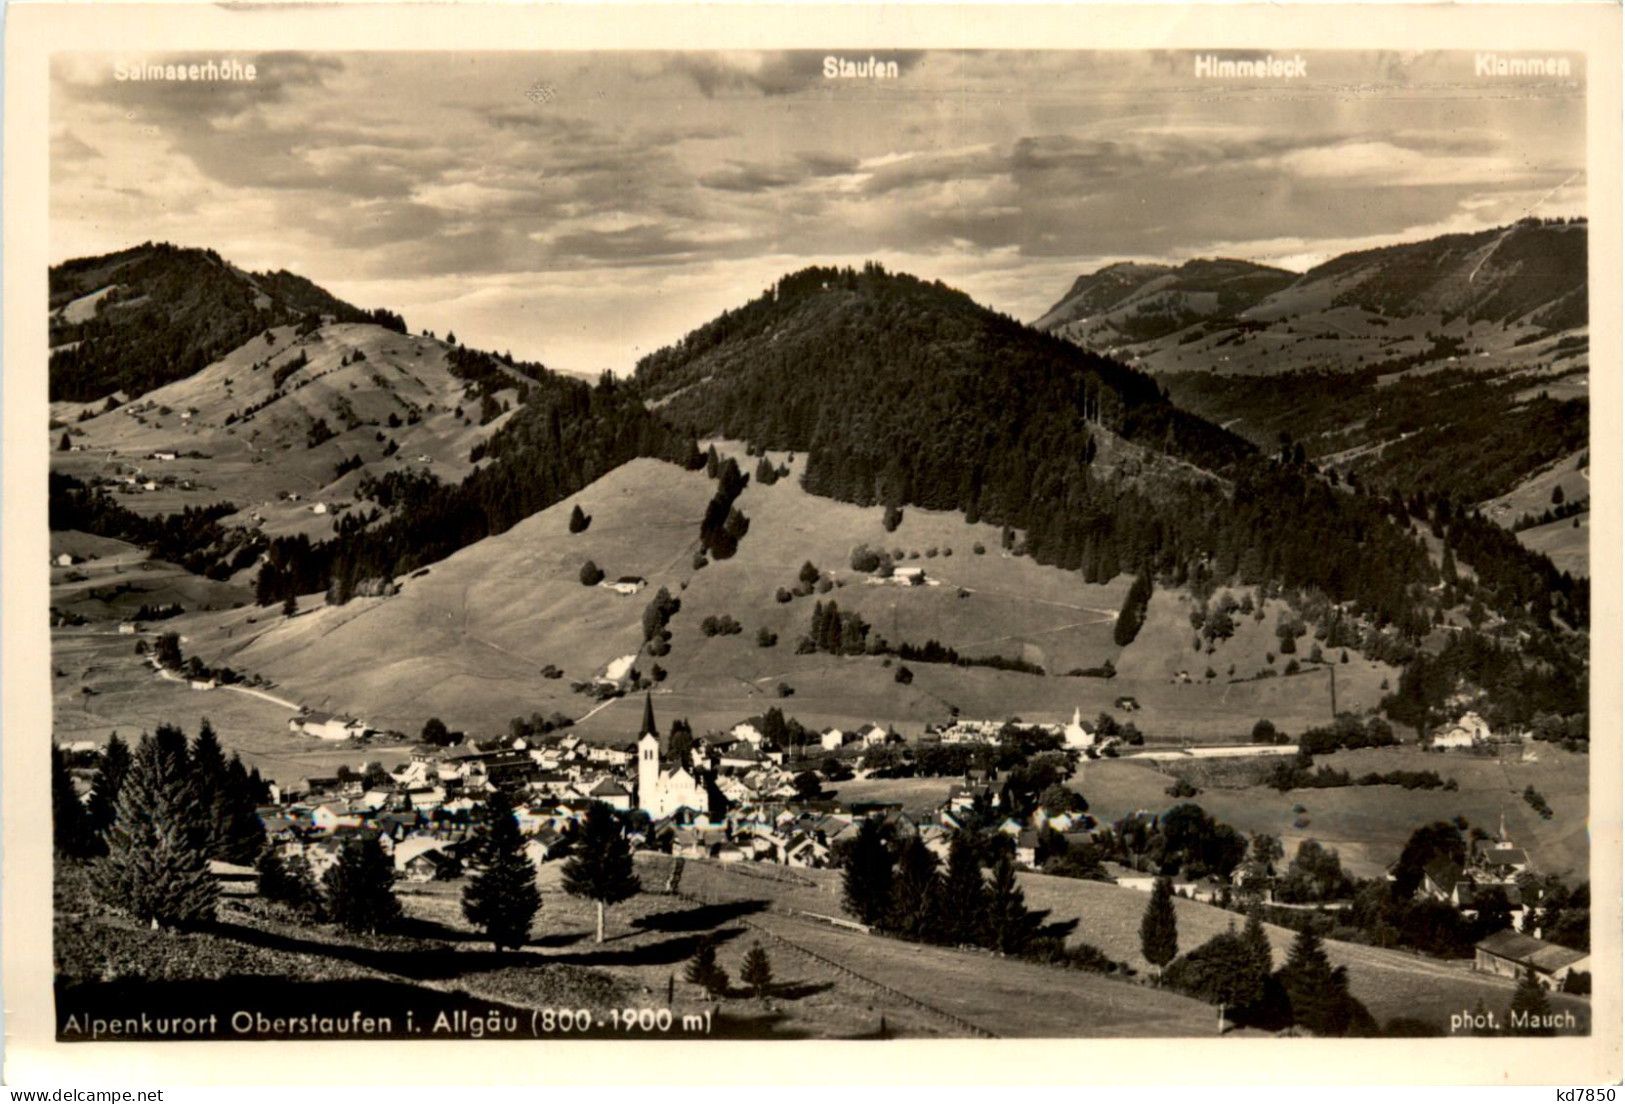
[49,242,400,402]
[160,444,1403,752]
[52,322,522,544]
[669,855,1590,1035]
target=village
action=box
[187,689,1586,997]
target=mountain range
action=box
[47,234,1588,747]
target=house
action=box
[152,450,178,462]
[1015,829,1041,868]
[54,552,76,567]
[857,723,890,747]
[1420,857,1468,905]
[1432,711,1491,750]
[588,777,632,811]
[895,567,926,586]
[1474,930,1590,990]
[312,502,329,516]
[819,728,848,751]
[599,576,647,596]
[1473,838,1531,879]
[290,711,369,741]
[117,621,139,635]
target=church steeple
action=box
[640,692,658,740]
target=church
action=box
[635,694,713,820]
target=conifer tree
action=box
[841,816,894,927]
[939,833,987,945]
[568,504,591,534]
[887,835,941,939]
[1140,875,1180,982]
[323,836,401,935]
[86,732,132,840]
[96,727,218,928]
[1277,926,1352,1035]
[1241,908,1273,978]
[219,754,269,864]
[685,935,729,996]
[52,745,97,858]
[984,854,1040,954]
[741,942,774,1000]
[1114,567,1154,646]
[462,790,542,950]
[561,801,641,943]
[1508,967,1555,1035]
[190,719,230,857]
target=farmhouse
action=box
[1474,930,1590,990]
[600,575,647,596]
[1431,710,1491,750]
[289,711,370,742]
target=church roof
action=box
[640,692,658,739]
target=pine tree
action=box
[841,816,894,927]
[462,791,542,950]
[561,801,641,943]
[886,835,941,939]
[1508,967,1555,1035]
[1140,876,1179,981]
[257,846,322,918]
[86,732,131,843]
[939,833,987,945]
[282,595,298,618]
[568,503,591,534]
[1114,567,1154,646]
[685,935,729,997]
[740,942,774,1000]
[219,755,268,864]
[96,727,218,928]
[190,719,230,857]
[1277,926,1352,1035]
[52,745,97,858]
[323,836,401,935]
[984,855,1040,954]
[1241,909,1273,978]
[59,429,73,452]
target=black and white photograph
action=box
[4,1,1620,1088]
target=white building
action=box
[1063,707,1096,750]
[634,695,709,819]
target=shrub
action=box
[895,666,914,685]
[973,542,986,555]
[775,587,793,603]
[579,560,604,586]
[757,628,778,648]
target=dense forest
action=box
[631,265,1581,643]
[1162,364,1588,505]
[48,243,403,402]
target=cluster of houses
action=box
[930,708,1100,752]
[247,695,1113,889]
[1417,815,1535,922]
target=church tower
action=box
[637,692,660,809]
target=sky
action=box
[52,50,1586,377]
